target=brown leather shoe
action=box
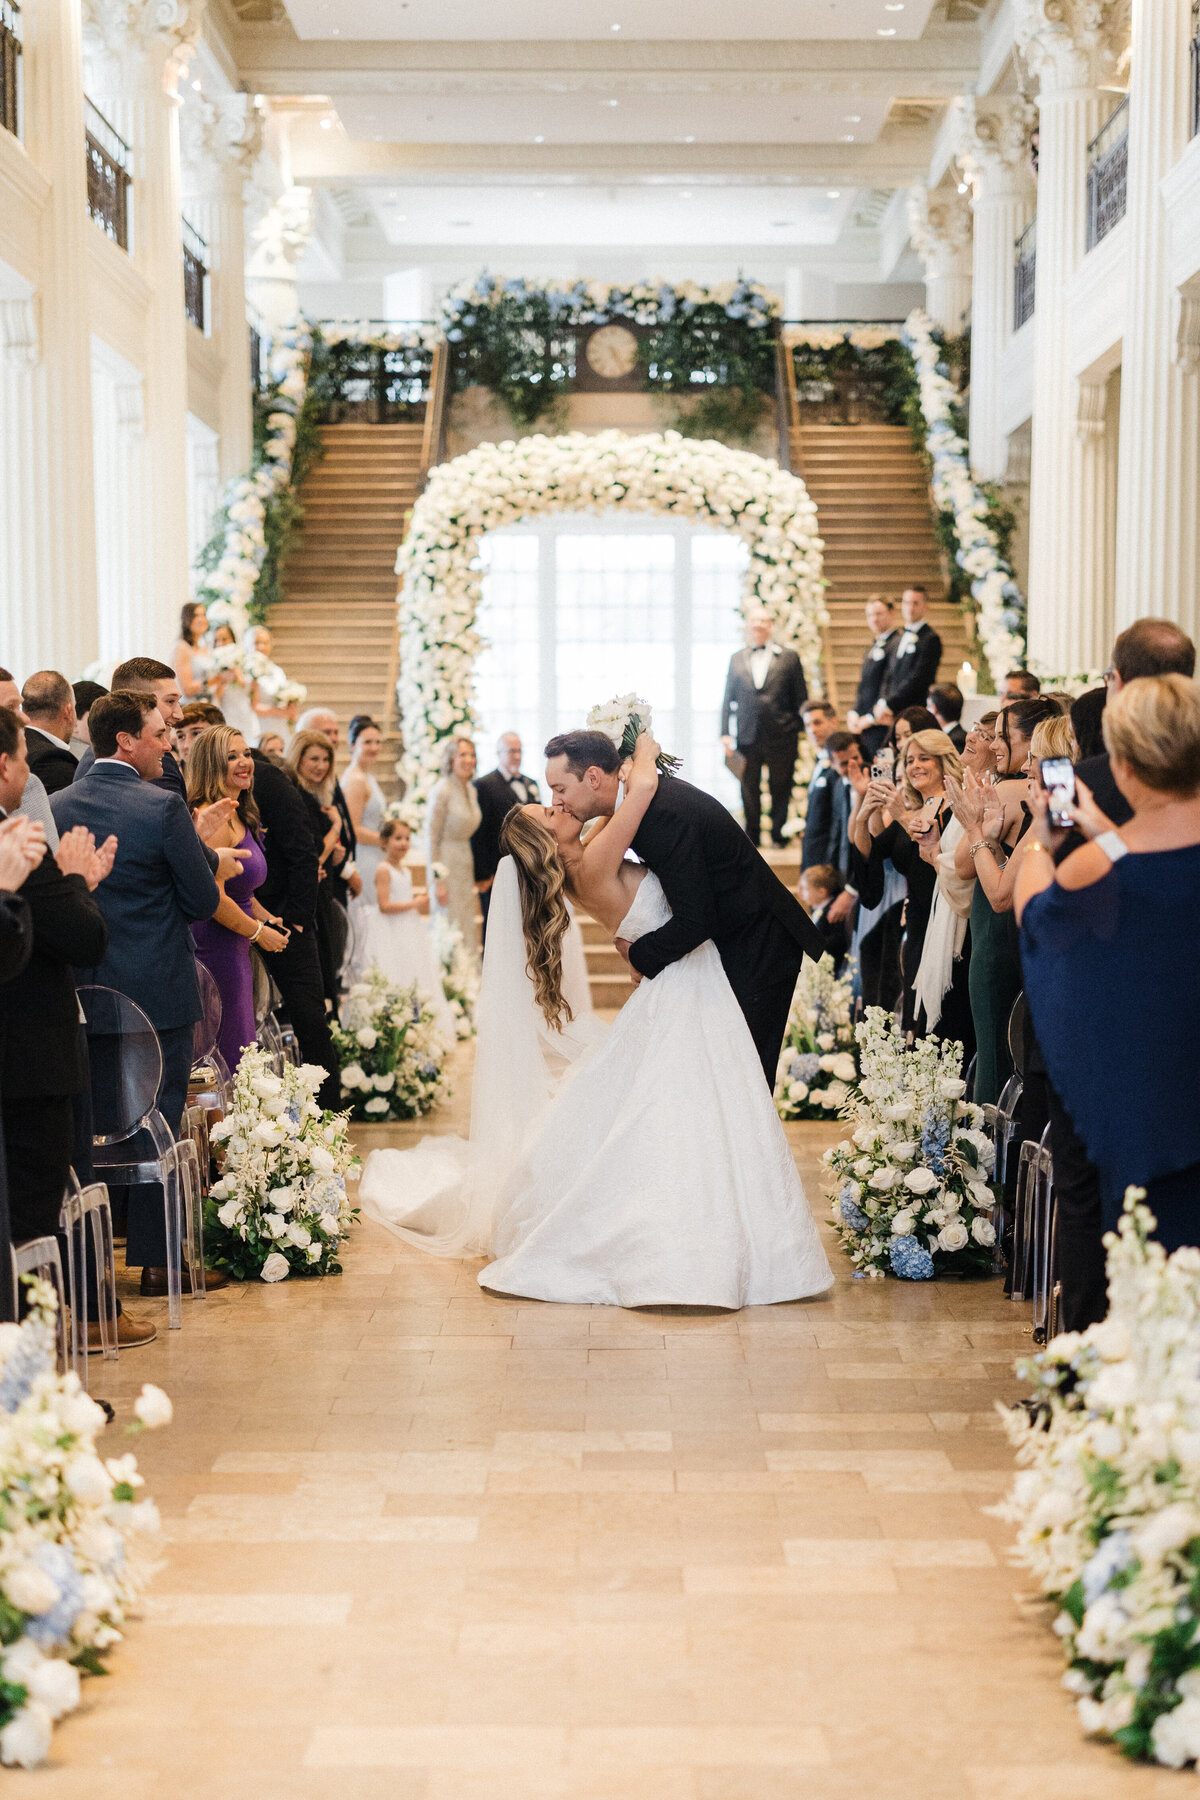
[139,1265,230,1297]
[87,1312,157,1353]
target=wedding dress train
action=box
[359,862,832,1309]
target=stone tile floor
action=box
[10,1058,1181,1797]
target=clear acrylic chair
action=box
[980,1070,1024,1275]
[1007,991,1028,1078]
[78,985,200,1331]
[59,1178,120,1378]
[1032,1185,1061,1346]
[191,960,232,1114]
[10,1237,69,1372]
[1010,1120,1053,1305]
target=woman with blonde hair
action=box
[424,734,483,960]
[359,729,832,1310]
[187,725,289,1071]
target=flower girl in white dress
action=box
[362,819,457,1048]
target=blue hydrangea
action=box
[838,1189,869,1232]
[920,1108,951,1177]
[0,1321,54,1414]
[789,1053,822,1083]
[1082,1530,1134,1607]
[24,1542,86,1649]
[889,1237,935,1281]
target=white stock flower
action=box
[260,1252,291,1283]
[134,1385,173,1430]
[1089,1318,1131,1363]
[904,1168,938,1195]
[1133,1504,1200,1564]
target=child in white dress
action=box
[362,820,457,1048]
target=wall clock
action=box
[583,323,640,381]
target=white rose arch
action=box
[395,429,827,803]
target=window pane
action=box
[690,531,748,807]
[555,534,676,743]
[474,531,540,765]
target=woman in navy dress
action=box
[1016,674,1200,1250]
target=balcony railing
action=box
[84,98,132,251]
[182,216,208,332]
[1086,95,1129,252]
[1,0,20,139]
[1014,218,1036,330]
[1191,0,1199,140]
[309,326,439,423]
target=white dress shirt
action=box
[749,645,773,690]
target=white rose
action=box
[824,1081,848,1107]
[787,1080,809,1103]
[1,1642,79,1720]
[134,1384,173,1430]
[251,1075,283,1100]
[0,1702,53,1769]
[888,1140,917,1163]
[938,1220,969,1252]
[285,1222,312,1249]
[831,1054,856,1082]
[904,1168,938,1194]
[1133,1504,1200,1564]
[263,1212,287,1239]
[818,1054,836,1074]
[373,1072,396,1092]
[306,1243,322,1263]
[355,1026,378,1049]
[216,1199,241,1228]
[63,1453,113,1505]
[971,1216,996,1247]
[341,1063,366,1092]
[251,1121,282,1147]
[3,1565,60,1616]
[890,1211,916,1236]
[59,1391,108,1437]
[364,1097,390,1115]
[938,1079,967,1100]
[260,1252,290,1283]
[1152,1696,1200,1769]
[816,1032,834,1051]
[1088,1360,1139,1411]
[309,1145,336,1175]
[868,1167,897,1192]
[853,1157,873,1178]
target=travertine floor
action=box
[12,1057,1180,1798]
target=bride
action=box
[359,733,832,1309]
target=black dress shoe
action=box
[139,1265,230,1297]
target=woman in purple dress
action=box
[187,725,289,1071]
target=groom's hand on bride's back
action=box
[614,937,643,984]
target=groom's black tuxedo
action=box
[628,777,823,1086]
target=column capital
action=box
[1014,0,1129,97]
[907,184,973,270]
[955,94,1038,202]
[180,92,263,190]
[81,0,207,89]
[247,184,316,273]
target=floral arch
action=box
[395,429,827,803]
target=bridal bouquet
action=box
[996,1195,1200,1770]
[824,1008,997,1279]
[334,971,449,1119]
[205,1047,359,1281]
[774,954,857,1120]
[432,916,479,1039]
[0,1283,171,1769]
[586,692,681,775]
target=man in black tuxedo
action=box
[847,596,899,760]
[472,732,541,933]
[545,730,823,1087]
[21,671,79,795]
[0,812,40,1319]
[720,609,808,847]
[927,683,967,752]
[879,586,943,716]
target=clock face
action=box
[585,324,640,380]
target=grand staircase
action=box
[789,421,973,707]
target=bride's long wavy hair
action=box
[498,808,574,1030]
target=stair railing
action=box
[419,341,449,481]
[774,337,799,472]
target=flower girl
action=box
[362,819,457,1048]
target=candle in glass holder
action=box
[959,661,978,697]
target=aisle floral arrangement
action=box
[997,1195,1200,1770]
[824,1008,997,1279]
[205,1047,359,1282]
[432,917,479,1039]
[0,1284,171,1769]
[334,971,449,1119]
[774,954,857,1120]
[396,429,826,802]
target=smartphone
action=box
[1039,757,1076,828]
[872,745,895,780]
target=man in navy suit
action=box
[720,609,808,846]
[53,691,222,1295]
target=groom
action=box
[545,730,824,1086]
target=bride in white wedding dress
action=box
[359,735,832,1310]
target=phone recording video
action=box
[1039,757,1076,829]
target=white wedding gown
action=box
[359,864,832,1310]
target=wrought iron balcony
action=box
[182,216,208,332]
[84,98,132,251]
[1085,95,1129,253]
[1014,218,1036,331]
[1,0,21,140]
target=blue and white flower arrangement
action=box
[205,1047,359,1281]
[823,1007,997,1279]
[997,1194,1200,1770]
[334,971,449,1121]
[442,273,779,339]
[774,954,858,1120]
[0,1283,171,1769]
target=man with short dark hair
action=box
[74,658,187,800]
[999,669,1041,705]
[799,702,838,871]
[1076,619,1196,824]
[21,671,79,794]
[927,682,967,751]
[804,727,856,871]
[879,586,942,714]
[847,596,898,757]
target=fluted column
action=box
[0,0,99,675]
[83,0,203,659]
[907,185,973,333]
[1113,0,1200,636]
[956,95,1038,482]
[180,91,261,482]
[1016,0,1125,673]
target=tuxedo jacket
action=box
[0,893,31,986]
[472,768,542,884]
[801,760,850,872]
[720,645,808,749]
[52,763,219,1031]
[24,726,79,796]
[0,839,107,1100]
[326,778,358,907]
[628,777,823,989]
[854,630,900,718]
[249,750,321,929]
[881,620,943,712]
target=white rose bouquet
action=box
[332,971,449,1119]
[996,1194,1200,1771]
[0,1282,171,1769]
[823,1007,997,1280]
[432,916,479,1039]
[774,954,857,1120]
[204,1046,360,1281]
[585,692,682,775]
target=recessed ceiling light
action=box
[450,220,472,227]
[319,118,332,130]
[191,79,201,91]
[841,133,856,141]
[876,25,896,34]
[611,20,621,28]
[957,180,968,193]
[681,190,692,198]
[845,113,862,123]
[330,25,340,33]
[826,189,841,198]
[885,2,904,8]
[771,220,795,228]
[603,99,619,106]
[533,134,544,142]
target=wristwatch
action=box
[1094,830,1128,863]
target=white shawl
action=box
[913,815,974,1031]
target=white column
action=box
[180,92,260,481]
[82,0,202,660]
[184,411,221,570]
[1015,0,1124,674]
[245,185,315,336]
[907,185,973,332]
[0,0,99,676]
[956,96,1038,482]
[1113,0,1200,636]
[90,336,151,665]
